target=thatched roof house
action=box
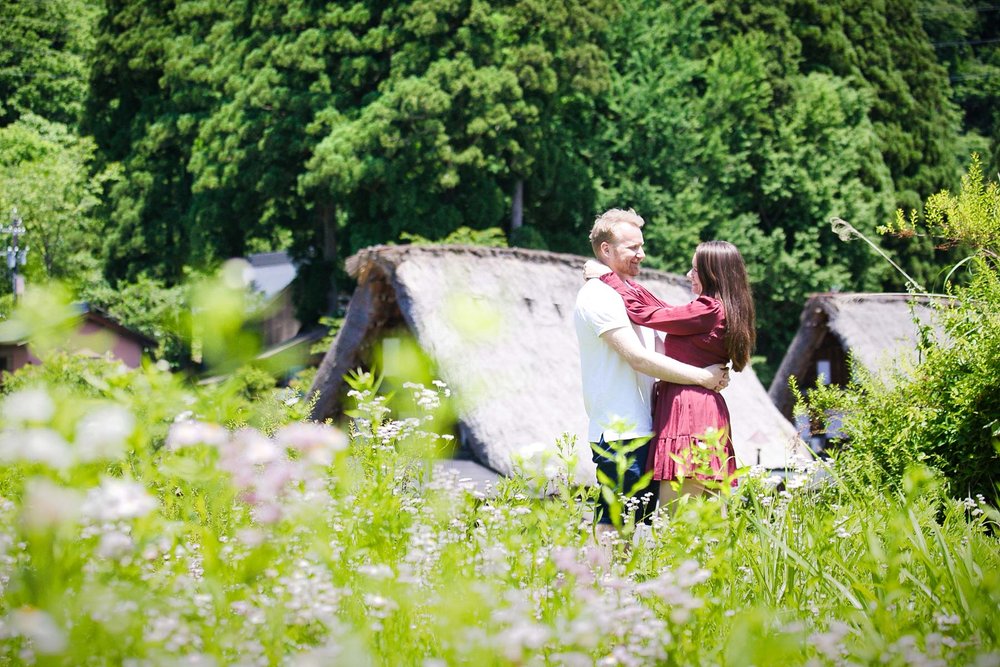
[768,293,947,420]
[309,245,806,478]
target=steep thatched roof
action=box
[309,245,806,477]
[768,293,948,416]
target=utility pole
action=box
[1,208,28,301]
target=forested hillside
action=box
[2,0,998,379]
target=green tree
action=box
[591,0,896,379]
[709,0,968,294]
[299,0,616,258]
[84,0,216,284]
[86,0,616,322]
[0,0,97,127]
[716,0,963,209]
[0,114,116,287]
[918,0,1000,176]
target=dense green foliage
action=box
[1,0,998,373]
[83,0,616,322]
[0,0,97,127]
[593,0,900,377]
[1,6,997,660]
[924,0,1000,170]
[802,155,1000,500]
[0,115,116,285]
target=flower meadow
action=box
[0,272,997,667]
[0,356,997,667]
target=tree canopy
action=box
[0,0,995,374]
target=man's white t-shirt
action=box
[574,278,656,443]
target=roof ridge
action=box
[345,243,691,284]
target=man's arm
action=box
[601,326,729,390]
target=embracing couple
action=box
[573,208,756,536]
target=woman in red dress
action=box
[598,241,756,509]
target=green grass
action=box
[0,372,997,666]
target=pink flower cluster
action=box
[164,419,348,524]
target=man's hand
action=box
[701,364,730,392]
[583,259,612,280]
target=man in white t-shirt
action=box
[574,208,728,535]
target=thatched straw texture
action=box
[768,293,947,417]
[310,245,805,478]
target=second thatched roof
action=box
[768,292,949,417]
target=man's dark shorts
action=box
[591,435,659,525]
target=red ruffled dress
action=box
[600,273,737,484]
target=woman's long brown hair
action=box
[694,241,756,371]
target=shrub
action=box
[804,155,1000,501]
[507,225,548,250]
[399,226,508,247]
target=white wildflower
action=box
[291,644,347,667]
[2,389,55,424]
[231,428,282,465]
[362,593,398,619]
[74,405,135,461]
[96,530,134,560]
[357,564,394,579]
[7,607,67,654]
[636,559,708,622]
[165,420,228,451]
[251,503,282,525]
[82,478,158,521]
[933,612,960,629]
[512,441,560,484]
[496,620,550,662]
[21,478,83,530]
[376,421,402,442]
[413,388,441,411]
[974,653,1000,667]
[0,428,72,469]
[810,621,851,660]
[549,652,592,667]
[236,528,266,547]
[786,473,809,490]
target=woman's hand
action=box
[583,259,612,280]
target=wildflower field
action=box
[1,161,999,665]
[0,351,997,666]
